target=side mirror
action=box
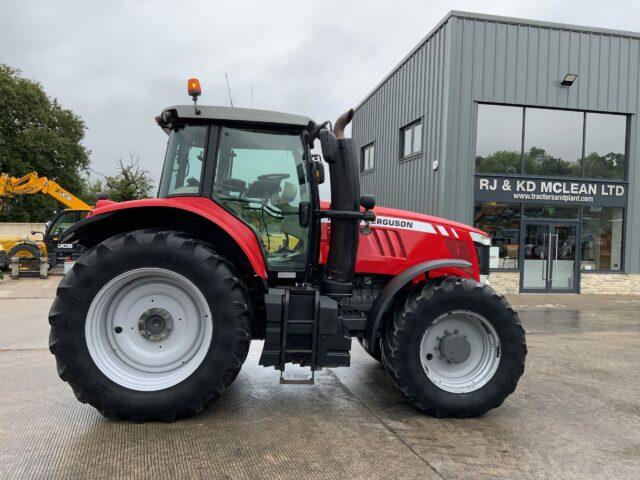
[311,161,325,184]
[299,201,311,228]
[319,129,338,164]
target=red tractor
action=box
[49,82,526,422]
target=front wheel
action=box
[382,277,526,418]
[49,230,252,422]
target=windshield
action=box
[213,127,310,270]
[158,125,208,196]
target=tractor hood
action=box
[367,204,488,237]
[319,201,488,279]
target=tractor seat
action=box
[273,182,306,251]
[173,177,200,194]
[270,181,297,206]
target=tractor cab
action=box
[156,110,315,273]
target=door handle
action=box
[546,233,553,281]
[541,233,548,281]
[550,234,558,282]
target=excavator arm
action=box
[0,172,91,210]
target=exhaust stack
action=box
[320,109,361,296]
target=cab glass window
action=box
[49,211,83,237]
[158,125,208,196]
[213,127,310,270]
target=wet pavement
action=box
[0,277,639,479]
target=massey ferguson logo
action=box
[374,217,414,229]
[371,216,438,234]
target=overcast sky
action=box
[1,0,639,187]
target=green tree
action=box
[89,153,154,202]
[524,146,581,176]
[583,151,625,179]
[0,65,91,222]
[475,150,521,174]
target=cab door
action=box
[211,126,312,273]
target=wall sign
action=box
[474,175,627,207]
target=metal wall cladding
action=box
[353,20,451,219]
[353,12,640,273]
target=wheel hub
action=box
[419,310,501,394]
[138,308,173,341]
[438,332,471,364]
[85,268,213,391]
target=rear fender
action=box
[61,201,268,279]
[362,259,472,353]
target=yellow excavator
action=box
[0,172,92,269]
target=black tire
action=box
[8,242,41,258]
[49,229,252,422]
[382,277,526,418]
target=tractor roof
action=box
[157,105,313,133]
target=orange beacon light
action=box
[187,78,201,99]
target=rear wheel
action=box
[382,277,526,418]
[49,230,252,422]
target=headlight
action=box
[470,231,491,247]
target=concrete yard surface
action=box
[0,276,639,479]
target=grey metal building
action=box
[352,11,640,294]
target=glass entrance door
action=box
[521,222,579,292]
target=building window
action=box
[474,203,521,269]
[581,206,623,271]
[524,108,583,177]
[583,113,627,179]
[475,104,628,180]
[360,143,375,172]
[476,104,522,174]
[474,203,624,273]
[400,119,422,159]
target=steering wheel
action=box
[257,173,290,182]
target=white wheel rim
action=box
[419,310,500,394]
[85,268,212,391]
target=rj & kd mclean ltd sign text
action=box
[474,175,627,207]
